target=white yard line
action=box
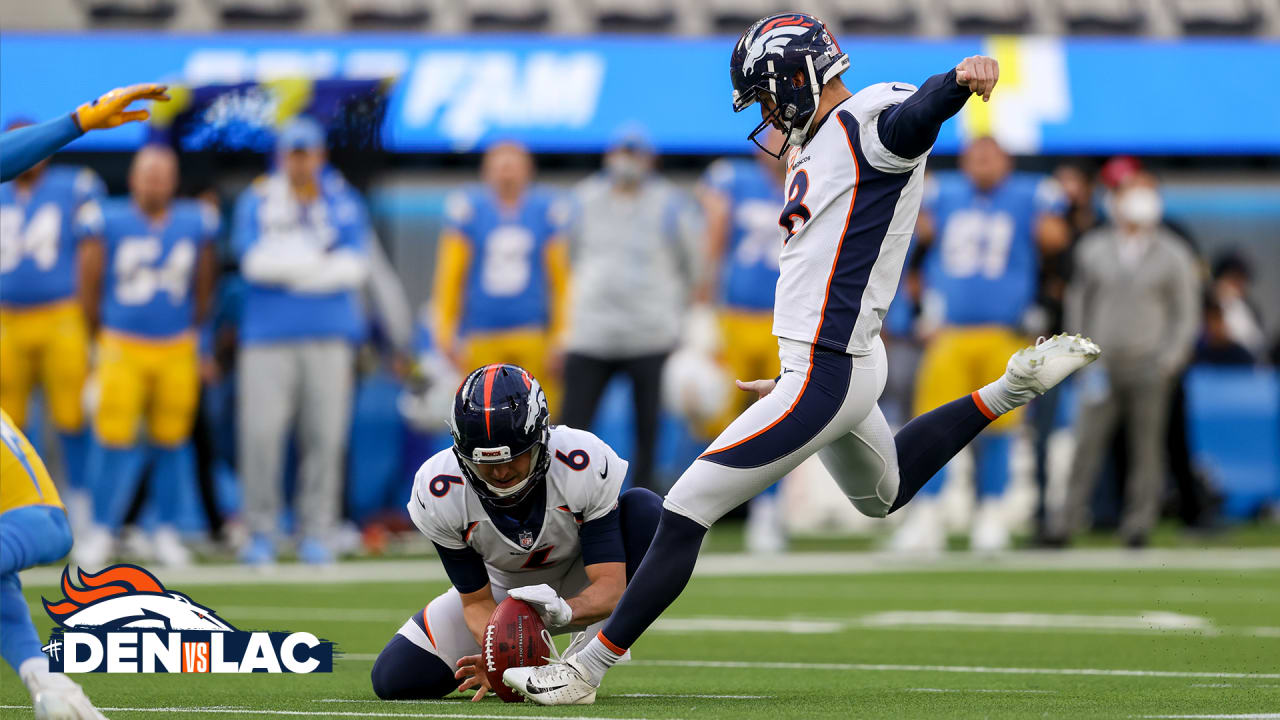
[616,694,770,700]
[1138,715,1280,719]
[19,548,1280,587]
[0,705,673,720]
[112,605,1273,640]
[908,688,1057,694]
[623,660,1280,681]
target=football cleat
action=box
[502,654,597,706]
[1005,333,1101,397]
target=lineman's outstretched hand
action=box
[74,84,170,132]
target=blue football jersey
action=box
[701,158,784,312]
[76,198,217,338]
[920,171,1066,327]
[0,166,105,306]
[443,185,563,334]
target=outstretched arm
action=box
[0,84,168,182]
[877,56,999,160]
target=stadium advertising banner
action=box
[1,32,1275,155]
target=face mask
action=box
[1115,187,1163,228]
[606,153,645,183]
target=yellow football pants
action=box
[93,331,199,448]
[0,408,62,513]
[914,326,1028,431]
[701,310,779,439]
[0,300,90,432]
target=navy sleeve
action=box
[876,69,973,160]
[433,542,490,594]
[578,506,625,566]
[0,114,83,183]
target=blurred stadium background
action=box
[2,1,1278,560]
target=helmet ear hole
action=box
[790,70,806,89]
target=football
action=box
[483,598,552,703]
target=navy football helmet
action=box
[731,13,850,157]
[448,363,551,509]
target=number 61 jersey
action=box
[76,198,217,338]
[408,425,627,592]
[773,82,931,357]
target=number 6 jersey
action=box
[408,425,627,592]
[773,82,931,357]
[75,198,218,338]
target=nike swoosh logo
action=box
[600,455,609,479]
[891,84,913,92]
[525,682,569,694]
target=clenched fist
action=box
[955,56,999,102]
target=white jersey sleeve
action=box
[406,449,470,550]
[846,82,927,174]
[548,426,628,523]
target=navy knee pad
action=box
[370,634,457,700]
[618,487,662,582]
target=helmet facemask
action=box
[736,55,824,159]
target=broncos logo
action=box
[742,15,814,76]
[43,564,235,632]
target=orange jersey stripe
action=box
[422,607,436,647]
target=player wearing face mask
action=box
[1047,171,1201,547]
[554,127,704,493]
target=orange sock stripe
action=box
[971,390,999,421]
[596,630,627,656]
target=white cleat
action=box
[152,526,192,568]
[24,669,108,720]
[887,497,945,555]
[970,500,1011,553]
[72,525,115,572]
[502,656,598,706]
[1005,333,1101,396]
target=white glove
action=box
[23,669,108,720]
[507,584,573,629]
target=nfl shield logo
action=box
[518,530,534,549]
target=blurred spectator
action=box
[428,141,568,406]
[892,136,1068,553]
[1195,298,1256,366]
[232,117,371,565]
[1049,170,1201,547]
[557,127,702,492]
[694,130,786,552]
[73,144,217,568]
[1210,252,1266,360]
[0,121,103,521]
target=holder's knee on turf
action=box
[371,635,457,700]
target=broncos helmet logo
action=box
[43,565,235,632]
[741,16,814,76]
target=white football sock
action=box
[571,634,624,686]
[976,376,1034,417]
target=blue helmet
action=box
[448,363,551,509]
[730,13,850,157]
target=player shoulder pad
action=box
[702,158,737,190]
[407,448,471,548]
[443,188,475,226]
[548,426,628,523]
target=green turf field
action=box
[4,551,1279,719]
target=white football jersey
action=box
[407,426,628,593]
[772,82,931,356]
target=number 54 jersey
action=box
[773,83,930,357]
[76,198,218,338]
[407,425,627,592]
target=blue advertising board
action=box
[0,32,1276,155]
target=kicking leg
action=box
[890,334,1100,513]
[505,341,881,704]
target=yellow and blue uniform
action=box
[0,165,103,492]
[0,408,73,673]
[430,185,568,398]
[75,197,216,529]
[700,158,783,436]
[914,171,1065,497]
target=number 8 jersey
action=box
[773,82,931,356]
[76,198,218,338]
